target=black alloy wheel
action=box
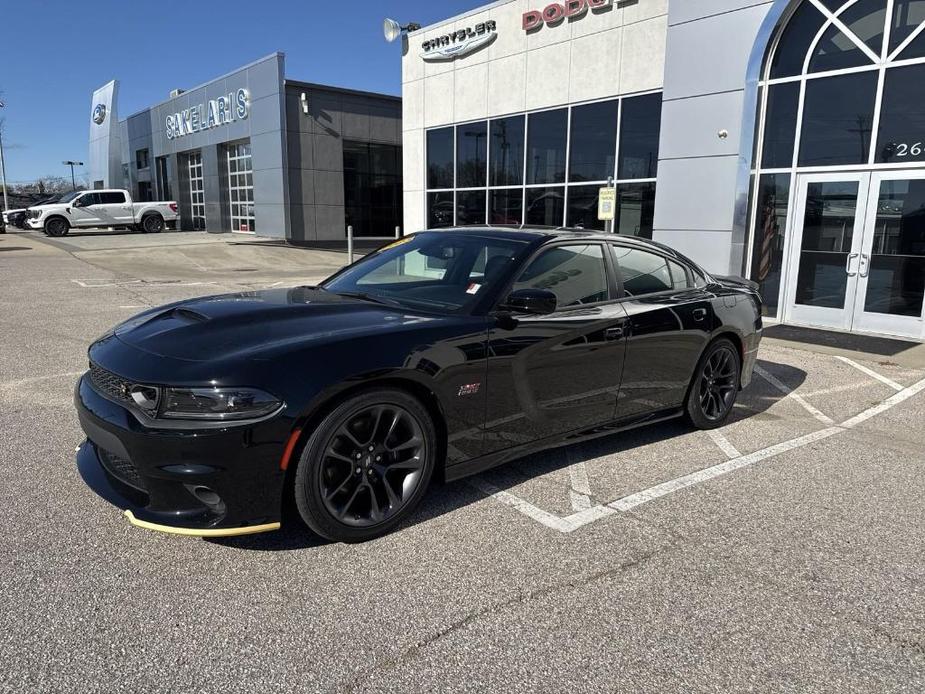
[294,389,436,542]
[685,338,741,430]
[142,215,164,234]
[44,218,69,237]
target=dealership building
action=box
[401,0,925,341]
[88,53,403,244]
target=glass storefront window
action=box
[748,174,791,318]
[428,191,454,229]
[615,183,656,239]
[762,83,800,169]
[769,2,826,78]
[618,94,661,180]
[457,190,487,226]
[490,116,525,187]
[527,109,568,185]
[875,63,925,163]
[889,0,925,52]
[344,141,402,238]
[566,186,604,231]
[490,189,523,225]
[457,122,487,189]
[526,187,565,226]
[798,72,878,167]
[568,100,618,182]
[427,127,454,189]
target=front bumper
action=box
[75,374,289,537]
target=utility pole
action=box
[0,99,9,213]
[62,161,84,191]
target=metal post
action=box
[347,225,354,265]
[0,128,8,213]
[69,163,76,191]
[395,226,401,239]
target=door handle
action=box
[692,308,707,321]
[846,253,860,277]
[859,253,871,278]
[605,326,625,341]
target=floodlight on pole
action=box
[0,99,8,213]
[62,160,84,191]
[383,18,421,43]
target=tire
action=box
[44,217,69,237]
[142,214,164,234]
[293,388,437,543]
[684,338,741,430]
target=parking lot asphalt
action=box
[1,230,924,693]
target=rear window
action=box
[98,192,126,204]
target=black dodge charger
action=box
[75,228,762,542]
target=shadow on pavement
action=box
[764,323,920,357]
[212,358,807,552]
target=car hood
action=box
[113,287,445,362]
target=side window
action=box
[513,244,609,308]
[99,192,126,204]
[78,193,101,207]
[613,246,691,296]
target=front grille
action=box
[89,362,134,405]
[99,448,148,492]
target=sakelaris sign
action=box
[523,0,613,31]
[166,88,249,141]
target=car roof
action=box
[423,226,702,268]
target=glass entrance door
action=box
[852,172,925,338]
[784,172,925,339]
[784,173,871,332]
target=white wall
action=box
[401,0,669,233]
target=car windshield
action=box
[323,232,530,313]
[56,191,82,204]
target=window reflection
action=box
[864,179,925,317]
[457,122,487,189]
[427,128,454,189]
[618,94,662,180]
[799,72,877,167]
[527,109,568,185]
[490,116,525,187]
[568,101,618,182]
[749,174,791,318]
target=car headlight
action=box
[161,387,283,421]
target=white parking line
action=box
[707,429,742,460]
[835,356,904,392]
[470,369,925,535]
[565,448,593,511]
[754,365,835,425]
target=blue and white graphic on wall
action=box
[422,21,497,61]
[165,88,249,141]
[91,104,107,125]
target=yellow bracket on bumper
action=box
[124,510,281,538]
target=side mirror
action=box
[501,288,557,315]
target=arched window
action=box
[748,0,925,317]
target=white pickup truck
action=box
[26,189,179,237]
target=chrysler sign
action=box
[523,0,613,31]
[422,21,497,61]
[166,88,249,140]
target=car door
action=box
[609,243,714,420]
[97,191,133,226]
[70,193,101,227]
[482,242,628,454]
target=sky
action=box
[0,0,485,185]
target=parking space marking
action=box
[707,429,742,460]
[835,356,904,392]
[565,448,593,511]
[754,365,836,425]
[71,279,218,288]
[470,365,925,535]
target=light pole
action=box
[0,100,9,213]
[62,160,84,191]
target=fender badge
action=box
[458,383,481,397]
